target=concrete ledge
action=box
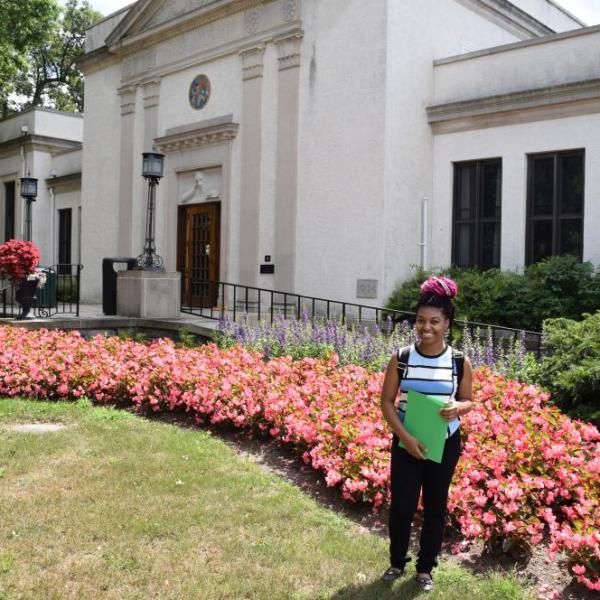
[0,316,216,341]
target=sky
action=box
[555,0,600,24]
[85,0,600,25]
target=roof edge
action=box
[435,21,600,65]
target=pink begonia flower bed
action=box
[0,326,598,590]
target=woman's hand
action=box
[440,401,460,422]
[402,435,428,460]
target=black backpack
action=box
[396,345,464,387]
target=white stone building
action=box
[0,108,83,269]
[70,1,600,303]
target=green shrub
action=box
[524,256,600,326]
[386,256,600,331]
[530,311,600,425]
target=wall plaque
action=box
[189,74,211,110]
[357,279,378,299]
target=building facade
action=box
[73,0,598,304]
[0,108,83,270]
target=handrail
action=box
[180,278,543,355]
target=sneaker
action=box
[381,566,404,581]
[415,573,434,592]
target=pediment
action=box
[106,0,233,51]
[143,0,222,29]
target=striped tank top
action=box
[398,344,461,437]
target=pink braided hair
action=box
[420,276,458,299]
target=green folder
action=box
[398,390,449,463]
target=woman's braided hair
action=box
[415,276,458,327]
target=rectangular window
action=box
[452,159,502,269]
[4,181,15,241]
[526,150,584,264]
[58,208,72,274]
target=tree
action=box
[1,0,103,117]
[0,0,59,116]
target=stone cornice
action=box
[0,135,82,158]
[153,114,239,153]
[45,172,81,192]
[76,45,116,75]
[427,77,600,133]
[0,106,83,125]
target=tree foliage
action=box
[0,0,103,117]
[0,0,59,114]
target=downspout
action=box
[20,143,26,239]
[49,186,55,263]
[419,197,429,270]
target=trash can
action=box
[102,257,138,315]
[36,267,57,309]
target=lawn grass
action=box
[0,398,534,600]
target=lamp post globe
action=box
[142,152,165,181]
[20,177,38,199]
[20,177,38,242]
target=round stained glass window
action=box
[189,74,211,110]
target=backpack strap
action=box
[397,346,411,382]
[452,349,465,388]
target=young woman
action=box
[380,276,473,592]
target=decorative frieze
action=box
[105,1,304,87]
[240,44,265,80]
[244,8,261,34]
[122,48,157,81]
[281,0,297,23]
[275,31,302,70]
[110,0,267,53]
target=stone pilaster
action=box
[142,79,161,149]
[274,33,302,291]
[238,45,265,286]
[118,85,137,256]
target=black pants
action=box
[388,429,461,573]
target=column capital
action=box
[142,78,161,109]
[240,44,266,81]
[274,32,303,71]
[118,85,137,115]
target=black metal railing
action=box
[0,264,82,319]
[180,278,544,356]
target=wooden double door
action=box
[177,202,220,308]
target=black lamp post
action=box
[20,176,38,242]
[137,152,165,270]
